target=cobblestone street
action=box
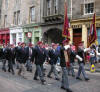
[0,64,100,92]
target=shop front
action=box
[71,16,100,47]
[0,28,10,45]
[23,24,42,45]
[10,27,24,46]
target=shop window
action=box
[97,28,100,44]
[19,38,22,42]
[18,33,22,37]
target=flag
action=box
[87,13,98,47]
[62,0,70,40]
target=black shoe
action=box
[47,75,52,78]
[85,78,90,81]
[61,86,66,90]
[2,68,6,72]
[41,80,46,85]
[12,71,15,75]
[55,78,60,81]
[8,69,11,72]
[34,77,39,80]
[76,77,82,80]
[72,75,75,77]
[66,88,73,92]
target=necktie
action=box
[29,48,32,56]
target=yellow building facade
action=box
[69,16,100,47]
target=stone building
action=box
[0,0,42,45]
[40,0,72,44]
[71,0,100,47]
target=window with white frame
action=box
[17,11,20,25]
[18,33,22,42]
[5,0,8,9]
[13,10,20,25]
[54,0,58,14]
[47,0,51,15]
[15,0,21,6]
[4,15,7,27]
[85,3,94,14]
[0,9,1,20]
[14,12,17,25]
[30,6,35,22]
[84,0,94,14]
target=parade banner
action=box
[62,0,70,40]
[87,13,98,47]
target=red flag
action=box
[62,1,70,40]
[87,13,98,47]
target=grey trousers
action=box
[2,59,6,71]
[61,67,69,89]
[26,59,32,71]
[77,63,88,78]
[34,65,44,81]
[18,63,26,77]
[68,63,75,76]
[48,64,59,78]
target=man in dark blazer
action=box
[17,42,27,78]
[26,43,34,72]
[15,42,22,69]
[6,44,15,75]
[0,44,7,72]
[31,41,47,85]
[47,43,59,80]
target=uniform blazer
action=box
[26,47,35,60]
[18,47,27,64]
[0,48,6,59]
[15,46,21,61]
[5,47,16,64]
[48,49,59,65]
[31,45,47,65]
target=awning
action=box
[0,28,10,34]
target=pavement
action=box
[0,62,100,92]
[74,63,100,72]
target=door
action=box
[73,29,82,50]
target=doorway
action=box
[73,28,82,50]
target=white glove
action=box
[64,45,70,50]
[96,51,100,56]
[76,55,83,61]
[84,48,90,52]
[90,53,95,57]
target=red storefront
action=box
[0,28,10,45]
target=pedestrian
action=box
[26,43,34,72]
[47,43,60,80]
[60,39,73,92]
[0,44,7,72]
[76,41,90,81]
[90,46,96,65]
[6,44,15,75]
[68,44,76,77]
[15,42,22,69]
[17,42,27,78]
[31,41,46,85]
[96,45,100,63]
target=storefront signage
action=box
[26,32,32,38]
